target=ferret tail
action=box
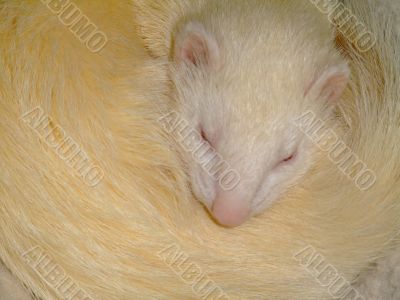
[333,0,400,245]
[335,0,400,137]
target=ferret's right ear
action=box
[306,63,350,102]
[174,22,220,69]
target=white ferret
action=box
[169,0,349,227]
[0,0,399,299]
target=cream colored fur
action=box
[0,263,32,299]
[0,0,399,299]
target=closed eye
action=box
[274,150,298,169]
[283,154,295,162]
[200,126,218,147]
[200,128,208,142]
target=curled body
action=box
[0,0,399,299]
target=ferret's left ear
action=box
[306,64,350,102]
[174,22,221,69]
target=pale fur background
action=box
[0,264,31,299]
[351,1,400,298]
[0,0,399,299]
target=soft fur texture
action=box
[0,263,31,299]
[0,1,399,299]
[351,1,400,298]
[355,247,400,299]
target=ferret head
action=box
[170,15,349,227]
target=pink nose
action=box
[211,190,251,227]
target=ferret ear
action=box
[174,22,220,69]
[306,64,350,102]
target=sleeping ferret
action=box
[169,0,349,227]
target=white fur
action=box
[0,0,399,299]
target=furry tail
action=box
[336,0,400,141]
[334,0,400,292]
[302,1,400,297]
